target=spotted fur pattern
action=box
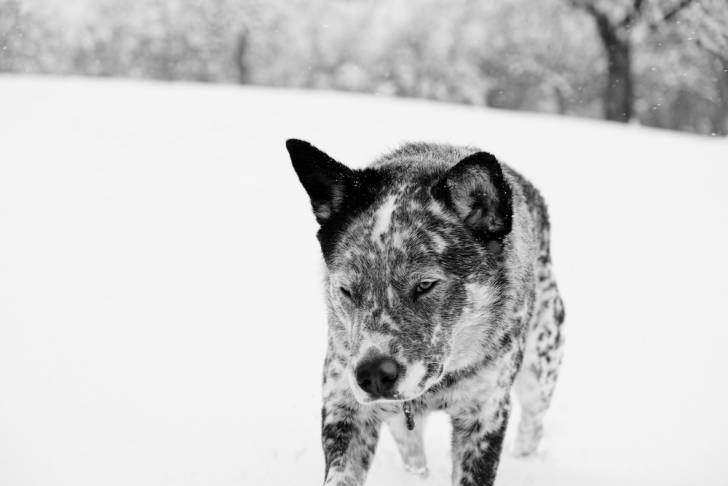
[287,140,565,486]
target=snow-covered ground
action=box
[0,76,727,486]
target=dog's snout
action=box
[355,356,400,398]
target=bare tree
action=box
[569,0,697,122]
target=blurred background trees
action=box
[0,0,725,136]
[569,0,699,123]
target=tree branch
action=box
[695,36,728,63]
[647,0,698,31]
[570,0,613,28]
[662,0,697,23]
[619,0,645,28]
[569,0,606,20]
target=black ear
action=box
[431,152,513,242]
[286,139,354,225]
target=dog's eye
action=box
[339,286,353,299]
[414,279,438,296]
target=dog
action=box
[286,139,565,486]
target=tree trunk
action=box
[235,30,249,84]
[603,38,633,122]
[711,56,728,136]
[591,12,634,122]
[553,85,568,115]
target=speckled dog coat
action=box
[286,140,565,486]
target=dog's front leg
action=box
[321,393,381,486]
[449,392,510,486]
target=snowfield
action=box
[1,76,727,486]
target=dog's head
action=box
[286,139,513,403]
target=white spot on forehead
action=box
[371,194,398,243]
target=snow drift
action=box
[0,76,726,486]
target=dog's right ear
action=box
[286,139,355,225]
[431,151,513,243]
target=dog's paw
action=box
[511,419,544,457]
[510,431,542,457]
[511,441,538,458]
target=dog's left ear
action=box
[286,139,355,225]
[431,152,513,242]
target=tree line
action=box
[1,0,726,135]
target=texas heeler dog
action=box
[286,139,565,486]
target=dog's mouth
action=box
[348,365,445,405]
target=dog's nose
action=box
[355,356,400,398]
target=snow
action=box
[0,75,727,486]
